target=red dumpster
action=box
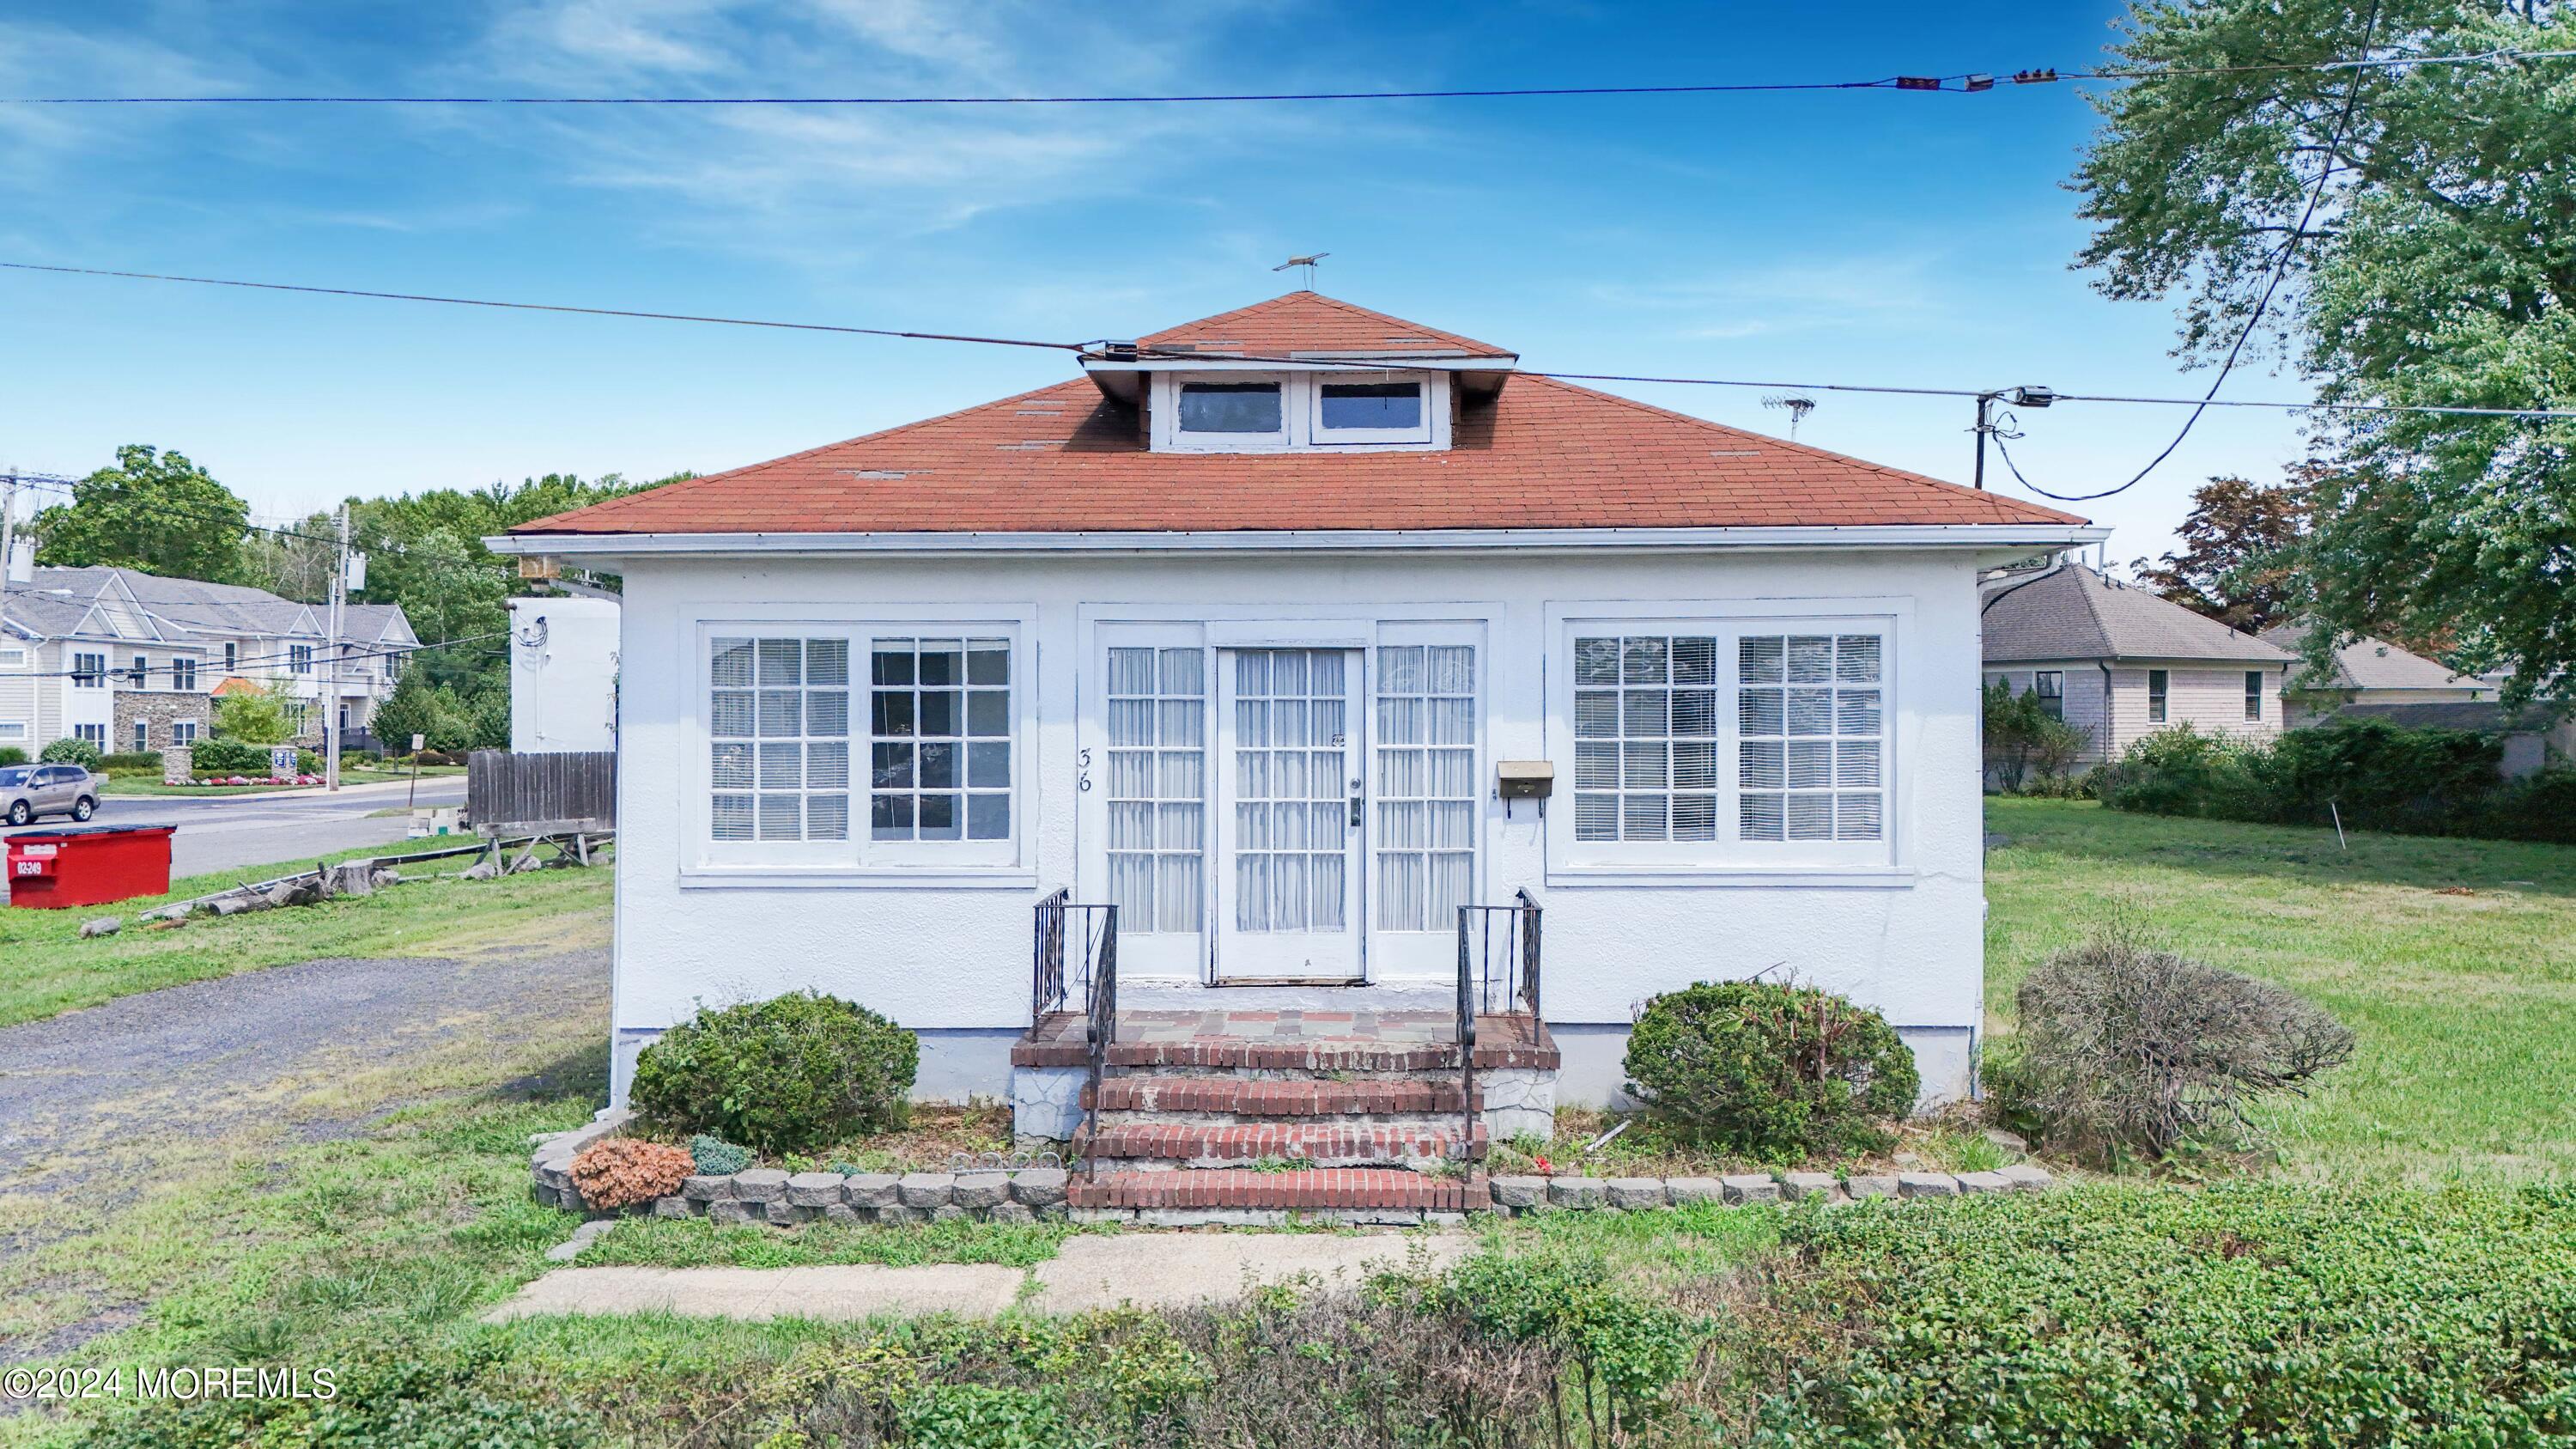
[7,824,178,909]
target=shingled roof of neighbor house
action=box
[1984,563,2294,666]
[511,291,2087,538]
[2257,619,2486,693]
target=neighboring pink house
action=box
[1981,562,2294,766]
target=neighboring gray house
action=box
[0,564,418,754]
[2257,619,2495,726]
[1981,562,2294,766]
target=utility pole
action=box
[325,502,349,792]
[1970,387,2057,490]
[0,472,17,744]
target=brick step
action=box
[1078,1120,1485,1168]
[1087,1075,1474,1117]
[1068,1167,1482,1213]
[1106,1038,1461,1073]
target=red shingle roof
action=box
[1137,290,1514,358]
[513,293,2086,538]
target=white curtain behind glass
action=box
[1230,649,1348,933]
[1106,647,1205,932]
[1375,644,1474,929]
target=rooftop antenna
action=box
[1761,393,1817,441]
[1273,253,1329,289]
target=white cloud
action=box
[1590,253,1959,338]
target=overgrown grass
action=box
[0,843,611,1028]
[1984,797,2576,1182]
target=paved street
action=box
[91,776,469,878]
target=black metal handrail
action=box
[1083,904,1118,1182]
[1458,889,1544,1020]
[1455,889,1543,1164]
[1030,890,1120,1180]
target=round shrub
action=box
[629,991,917,1154]
[187,737,272,774]
[568,1137,695,1210]
[1622,981,1917,1160]
[39,736,103,769]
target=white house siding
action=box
[0,644,48,751]
[508,595,620,752]
[607,546,1994,1109]
[1984,661,2114,763]
[2102,662,2287,758]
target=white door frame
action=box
[1212,645,1364,981]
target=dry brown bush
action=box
[2008,933,2354,1160]
[570,1137,696,1210]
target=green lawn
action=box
[1984,797,2576,1183]
[98,765,465,797]
[0,842,611,1028]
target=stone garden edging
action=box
[533,1111,2058,1225]
[529,1111,1072,1227]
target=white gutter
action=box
[487,523,2107,560]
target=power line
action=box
[1,46,2565,106]
[1990,0,2391,505]
[0,263,1088,351]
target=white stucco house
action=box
[507,589,620,753]
[493,293,2096,1210]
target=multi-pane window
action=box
[76,723,106,746]
[283,701,308,734]
[2245,670,2263,721]
[870,638,1010,843]
[173,720,197,745]
[1178,382,1283,435]
[290,644,313,674]
[172,658,197,692]
[71,652,106,689]
[1738,634,1883,843]
[710,636,850,843]
[131,654,149,688]
[1230,649,1348,932]
[1107,647,1206,933]
[2035,670,2063,721]
[131,720,149,752]
[222,642,237,673]
[2148,669,2170,722]
[1573,635,1718,843]
[1375,644,1475,929]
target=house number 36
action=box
[1077,748,1092,792]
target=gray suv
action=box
[1,764,100,826]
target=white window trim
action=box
[682,612,1036,887]
[0,646,27,671]
[0,721,27,741]
[1309,374,1437,447]
[1544,600,1909,887]
[71,652,107,689]
[1151,370,1451,454]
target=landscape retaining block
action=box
[897,1172,955,1209]
[1008,1169,1067,1207]
[844,1173,902,1209]
[707,1201,756,1227]
[682,1175,731,1202]
[1489,1175,1546,1209]
[785,1172,845,1208]
[1781,1172,1841,1202]
[729,1169,789,1204]
[1844,1173,1899,1199]
[951,1172,1010,1209]
[1721,1173,1781,1204]
[1662,1177,1721,1205]
[1604,1178,1666,1210]
[1898,1172,1960,1198]
[1546,1177,1605,1209]
[1956,1171,2013,1196]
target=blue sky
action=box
[0,1,2322,563]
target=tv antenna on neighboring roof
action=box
[1273,253,1330,289]
[1761,394,1817,441]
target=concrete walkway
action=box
[484,1230,1471,1324]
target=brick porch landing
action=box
[1009,1008,1558,1072]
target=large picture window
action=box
[710,636,850,843]
[870,638,1011,843]
[1738,633,1882,843]
[1560,617,1893,870]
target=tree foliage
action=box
[213,679,296,746]
[1984,679,2094,793]
[2073,1,2576,699]
[33,446,252,583]
[2129,473,2312,630]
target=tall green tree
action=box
[33,445,252,582]
[2073,1,2576,697]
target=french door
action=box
[1212,648,1363,980]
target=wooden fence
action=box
[468,750,616,834]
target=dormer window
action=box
[1151,370,1448,453]
[1177,381,1285,437]
[1314,379,1430,444]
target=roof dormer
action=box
[1143,367,1450,453]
